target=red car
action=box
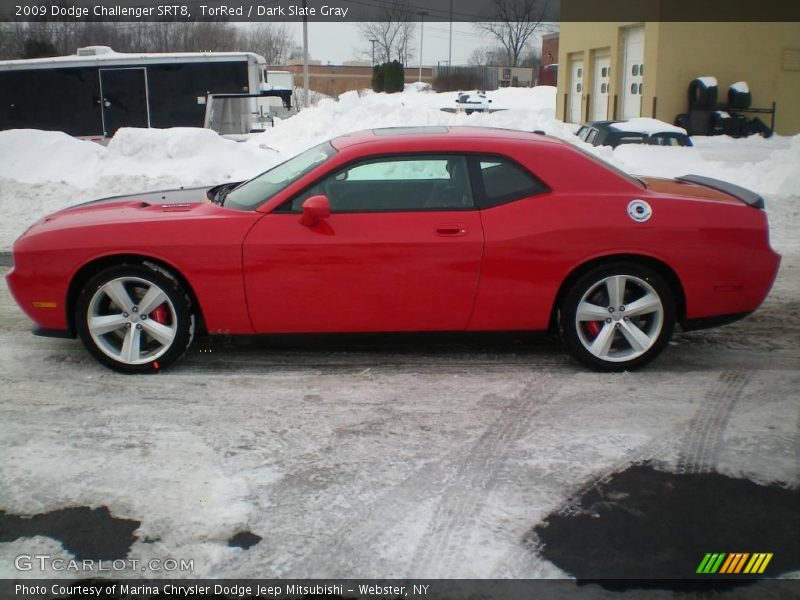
[6,126,780,373]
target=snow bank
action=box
[103,127,276,184]
[0,129,104,187]
[609,117,687,135]
[244,85,566,158]
[0,84,798,254]
[611,135,800,197]
[0,126,278,191]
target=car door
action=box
[242,154,484,333]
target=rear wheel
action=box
[75,263,194,373]
[560,263,675,371]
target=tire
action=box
[560,263,675,371]
[75,262,195,373]
[688,78,718,110]
[727,85,751,110]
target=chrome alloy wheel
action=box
[87,276,178,365]
[574,274,664,363]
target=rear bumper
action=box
[683,246,781,323]
[682,311,753,331]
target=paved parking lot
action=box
[1,253,798,582]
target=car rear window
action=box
[473,156,549,208]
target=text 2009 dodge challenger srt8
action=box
[6,126,780,373]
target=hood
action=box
[63,185,212,212]
[23,186,223,237]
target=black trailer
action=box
[0,46,271,138]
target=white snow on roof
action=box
[609,118,687,135]
[695,76,718,88]
[731,81,750,93]
[0,49,266,70]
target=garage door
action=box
[592,56,610,120]
[621,25,644,119]
[569,58,584,123]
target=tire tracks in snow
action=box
[406,374,558,577]
[676,370,750,474]
[552,370,750,517]
[519,370,751,576]
[268,374,559,577]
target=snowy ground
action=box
[1,86,798,583]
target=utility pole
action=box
[302,0,310,108]
[418,11,428,82]
[448,0,453,67]
[370,38,378,66]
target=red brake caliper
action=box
[586,321,602,337]
[150,304,169,324]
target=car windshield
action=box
[224,142,337,210]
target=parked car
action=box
[448,91,502,115]
[7,126,779,373]
[576,119,693,148]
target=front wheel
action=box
[560,263,676,371]
[75,263,195,373]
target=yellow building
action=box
[556,22,800,135]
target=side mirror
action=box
[299,194,331,227]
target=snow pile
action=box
[609,117,687,135]
[0,127,276,191]
[0,129,105,187]
[404,81,431,93]
[0,84,798,253]
[103,127,274,184]
[610,135,800,197]
[730,81,749,93]
[0,127,280,248]
[246,85,567,159]
[695,76,718,88]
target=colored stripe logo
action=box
[696,553,773,574]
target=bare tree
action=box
[357,0,415,64]
[475,0,548,67]
[468,45,511,67]
[519,45,541,70]
[239,23,296,65]
[0,20,298,61]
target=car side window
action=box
[650,134,683,147]
[285,155,474,212]
[586,129,599,145]
[473,156,549,209]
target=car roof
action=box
[331,126,563,151]
[583,120,622,130]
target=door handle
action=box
[435,225,467,236]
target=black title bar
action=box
[1,0,799,22]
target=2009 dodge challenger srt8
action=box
[6,126,780,373]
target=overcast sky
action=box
[282,22,558,66]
